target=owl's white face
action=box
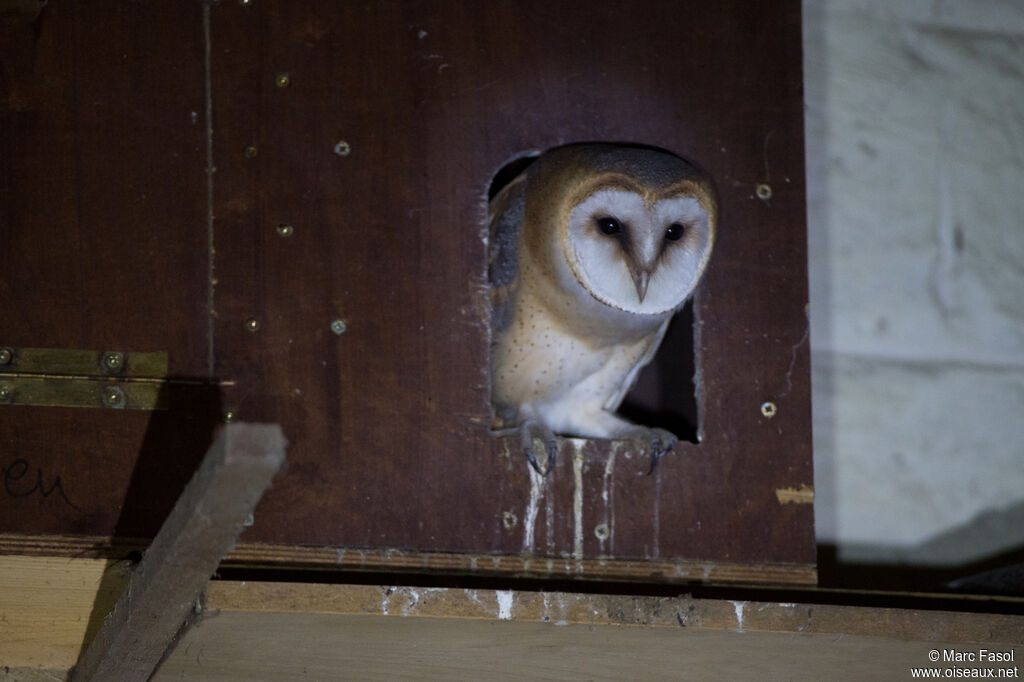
[564,188,714,315]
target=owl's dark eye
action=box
[596,217,622,236]
[665,223,685,241]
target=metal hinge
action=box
[0,346,168,410]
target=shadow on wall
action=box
[818,499,1024,596]
[74,377,224,670]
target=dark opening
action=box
[617,302,699,443]
[487,153,538,200]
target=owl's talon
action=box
[622,426,677,475]
[520,420,558,475]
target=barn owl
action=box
[489,144,716,473]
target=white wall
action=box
[804,0,1024,566]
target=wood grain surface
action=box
[2,556,1020,674]
[0,0,813,581]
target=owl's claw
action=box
[520,420,558,475]
[622,426,677,475]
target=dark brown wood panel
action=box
[0,1,214,537]
[209,0,813,568]
[1,0,814,582]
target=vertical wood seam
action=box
[203,3,216,377]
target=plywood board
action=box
[2,556,1021,675]
[0,0,813,582]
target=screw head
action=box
[245,318,260,332]
[102,352,125,373]
[224,411,236,423]
[756,183,772,200]
[244,145,258,159]
[103,386,127,409]
[760,401,777,418]
[275,72,291,88]
[333,140,351,156]
[330,319,347,335]
[502,511,518,529]
[594,523,610,541]
[0,384,13,402]
[276,223,294,237]
[0,348,12,365]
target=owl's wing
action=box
[603,317,672,412]
[488,173,527,334]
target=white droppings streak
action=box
[403,589,420,616]
[496,590,514,620]
[545,478,555,554]
[732,601,747,632]
[572,441,585,560]
[522,464,545,552]
[466,589,492,616]
[601,446,617,553]
[554,593,569,626]
[651,467,662,558]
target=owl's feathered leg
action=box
[520,419,559,475]
[621,425,677,475]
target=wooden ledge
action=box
[2,554,1022,679]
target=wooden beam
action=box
[70,423,287,682]
[0,556,126,671]
[3,556,1023,680]
[152,612,1024,681]
[206,582,1024,643]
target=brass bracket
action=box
[0,346,168,410]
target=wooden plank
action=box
[206,581,1024,644]
[0,556,126,670]
[2,0,814,583]
[0,0,214,542]
[2,555,1021,679]
[70,424,286,682]
[0,533,816,586]
[152,613,1022,681]
[204,0,813,573]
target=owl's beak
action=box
[630,268,651,303]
